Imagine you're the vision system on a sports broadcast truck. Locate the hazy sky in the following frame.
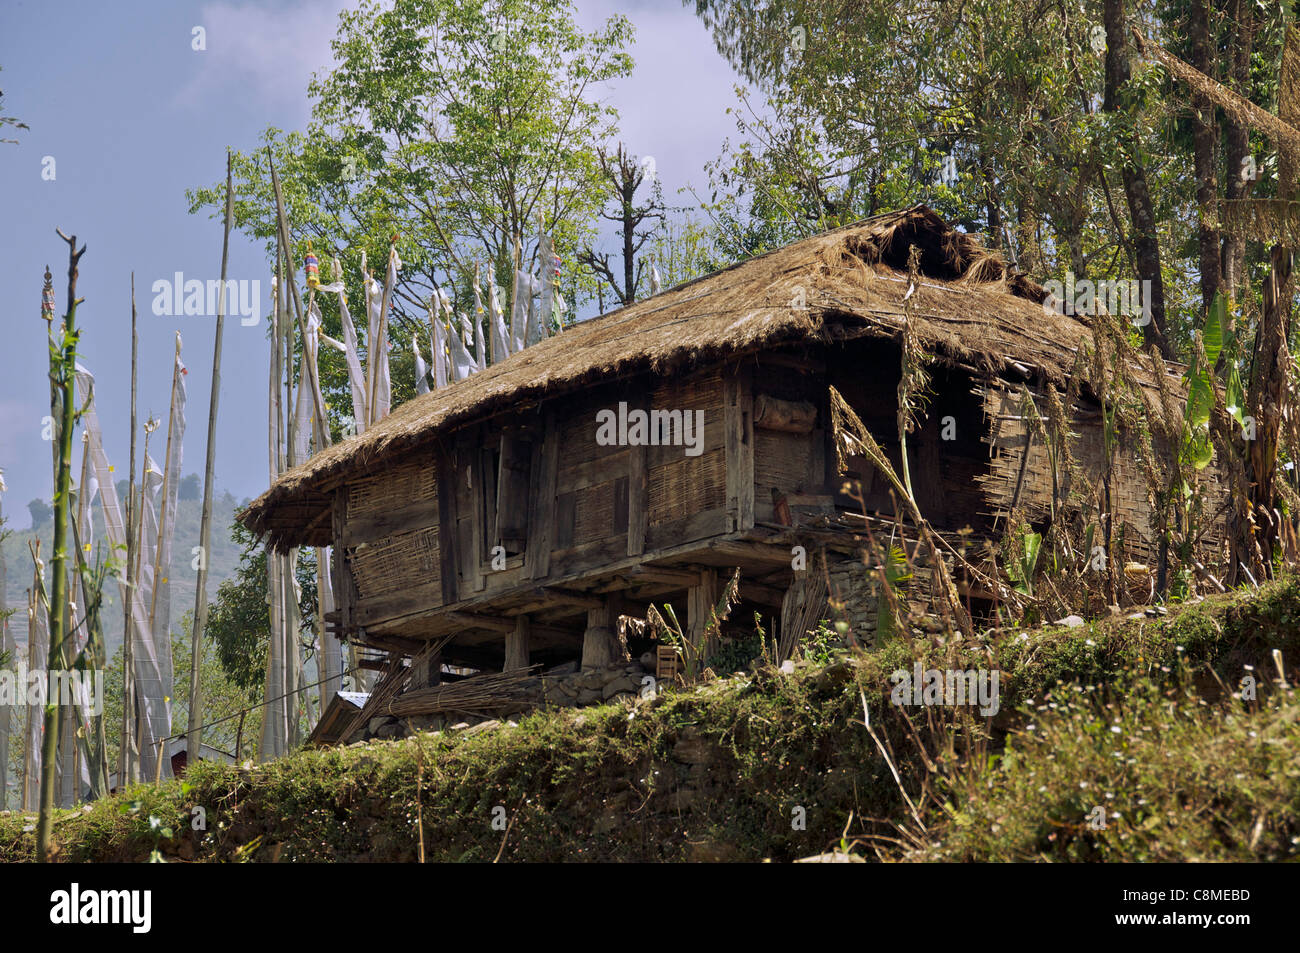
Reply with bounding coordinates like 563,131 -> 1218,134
0,0 -> 748,529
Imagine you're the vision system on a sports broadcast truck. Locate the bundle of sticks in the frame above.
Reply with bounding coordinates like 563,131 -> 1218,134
340,636 -> 455,741
386,666 -> 541,719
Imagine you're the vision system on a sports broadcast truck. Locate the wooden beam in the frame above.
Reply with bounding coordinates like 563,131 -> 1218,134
411,647 -> 442,688
447,610 -> 516,633
525,409 -> 558,581
627,395 -> 648,557
629,566 -> 700,586
505,615 -> 531,671
739,580 -> 787,607
536,586 -> 606,610
436,444 -> 460,607
331,490 -> 358,636
687,569 -> 721,671
468,432 -> 487,592
724,364 -> 755,534
754,394 -> 817,433
341,495 -> 439,548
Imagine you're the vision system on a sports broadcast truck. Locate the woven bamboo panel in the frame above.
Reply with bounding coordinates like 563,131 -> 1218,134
346,460 -> 437,520
652,368 -> 722,412
559,400 -> 616,467
348,525 -> 439,599
649,448 -> 726,524
975,382 -> 1229,566
755,429 -> 809,495
573,480 -> 619,544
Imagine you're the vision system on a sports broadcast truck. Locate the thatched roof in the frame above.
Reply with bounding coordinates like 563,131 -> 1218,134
242,204 -> 1174,547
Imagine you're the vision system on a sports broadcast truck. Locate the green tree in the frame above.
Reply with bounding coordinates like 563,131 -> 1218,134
188,0 -> 635,417
102,618 -> 265,767
685,0 -> 1246,354
204,520 -> 317,696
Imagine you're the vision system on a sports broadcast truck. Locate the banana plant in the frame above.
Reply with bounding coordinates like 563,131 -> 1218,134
1006,530 -> 1042,598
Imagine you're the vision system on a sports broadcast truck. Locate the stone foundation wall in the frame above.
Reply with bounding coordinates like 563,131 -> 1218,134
358,660 -> 654,742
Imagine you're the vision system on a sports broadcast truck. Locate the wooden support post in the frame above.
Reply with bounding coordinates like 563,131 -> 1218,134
468,434 -> 487,592
506,615 -> 531,671
331,490 -> 357,635
687,569 -> 721,672
724,365 -> 755,534
526,410 -> 558,581
580,596 -> 627,669
627,393 -> 648,557
436,446 -> 460,607
411,647 -> 442,688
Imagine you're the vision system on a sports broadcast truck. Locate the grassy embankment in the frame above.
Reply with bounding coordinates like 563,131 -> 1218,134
3,576 -> 1299,862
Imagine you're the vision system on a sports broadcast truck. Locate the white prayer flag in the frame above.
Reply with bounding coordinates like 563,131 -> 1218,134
443,294 -> 477,382
331,258 -> 369,436
75,365 -> 170,780
511,269 -> 529,353
413,331 -> 430,395
428,299 -> 448,389
25,573 -> 47,807
150,342 -> 186,751
537,233 -> 556,343
487,271 -> 510,362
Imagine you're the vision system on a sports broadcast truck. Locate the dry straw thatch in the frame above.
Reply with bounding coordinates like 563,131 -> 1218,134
243,205 -> 1184,549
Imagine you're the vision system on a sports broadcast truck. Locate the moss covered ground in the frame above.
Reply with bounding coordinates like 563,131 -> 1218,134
4,576 -> 1300,862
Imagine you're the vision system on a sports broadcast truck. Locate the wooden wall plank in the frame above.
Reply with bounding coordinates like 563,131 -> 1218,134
436,443 -> 461,607
627,388 -> 649,557
340,496 -> 439,548
724,364 -> 755,533
496,432 -> 532,553
468,430 -> 488,593
331,489 -> 356,635
526,409 -> 559,581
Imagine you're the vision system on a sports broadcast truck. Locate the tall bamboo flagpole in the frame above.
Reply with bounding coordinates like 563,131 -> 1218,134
121,275 -> 139,784
188,151 -> 233,760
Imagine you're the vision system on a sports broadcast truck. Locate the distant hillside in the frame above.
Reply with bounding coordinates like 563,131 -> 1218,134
1,490 -> 246,657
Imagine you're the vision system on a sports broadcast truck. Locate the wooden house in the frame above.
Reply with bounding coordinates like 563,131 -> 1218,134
241,206 -> 1226,689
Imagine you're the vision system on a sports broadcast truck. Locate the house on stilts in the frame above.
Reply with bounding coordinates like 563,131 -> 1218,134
243,205 -> 1228,744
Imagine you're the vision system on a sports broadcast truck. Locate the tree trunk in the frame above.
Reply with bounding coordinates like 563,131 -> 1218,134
1190,0 -> 1223,315
1104,0 -> 1173,357
1221,0 -> 1256,304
